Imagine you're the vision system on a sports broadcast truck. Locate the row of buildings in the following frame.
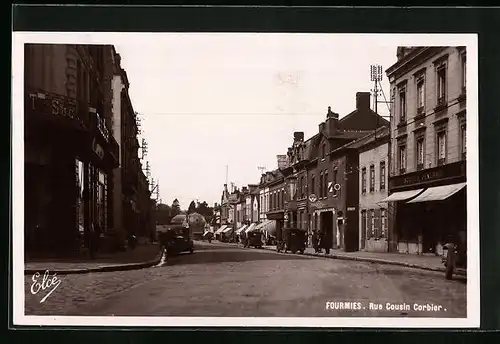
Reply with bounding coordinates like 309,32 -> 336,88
24,44 -> 157,257
217,46 -> 467,255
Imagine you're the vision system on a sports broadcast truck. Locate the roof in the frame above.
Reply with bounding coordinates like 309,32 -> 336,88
330,126 -> 390,155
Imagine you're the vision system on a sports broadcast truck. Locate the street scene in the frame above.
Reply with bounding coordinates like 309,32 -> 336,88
19,34 -> 472,322
24,241 -> 466,317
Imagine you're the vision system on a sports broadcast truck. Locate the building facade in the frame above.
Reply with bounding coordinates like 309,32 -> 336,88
357,127 -> 390,252
385,46 -> 467,255
24,44 -> 120,257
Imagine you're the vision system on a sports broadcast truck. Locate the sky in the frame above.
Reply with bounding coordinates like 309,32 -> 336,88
112,34 -> 401,209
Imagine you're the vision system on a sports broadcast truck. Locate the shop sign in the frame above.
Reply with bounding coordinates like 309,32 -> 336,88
92,140 -> 105,160
28,92 -> 78,121
389,161 -> 466,189
347,207 -> 356,211
308,194 -> 318,203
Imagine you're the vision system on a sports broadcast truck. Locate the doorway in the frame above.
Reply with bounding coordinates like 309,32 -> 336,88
320,211 -> 334,249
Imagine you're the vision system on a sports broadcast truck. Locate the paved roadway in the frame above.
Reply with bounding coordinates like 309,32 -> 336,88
25,241 -> 466,317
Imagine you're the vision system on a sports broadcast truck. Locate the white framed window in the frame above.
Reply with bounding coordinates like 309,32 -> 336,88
399,144 -> 407,173
399,87 -> 407,121
361,167 -> 367,193
437,65 -> 447,105
370,210 -> 375,237
437,130 -> 447,166
416,137 -> 425,170
416,76 -> 425,112
381,209 -> 387,238
380,161 -> 386,190
461,53 -> 467,92
461,123 -> 466,160
369,165 -> 375,192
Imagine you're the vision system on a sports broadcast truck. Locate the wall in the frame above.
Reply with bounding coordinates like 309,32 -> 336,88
359,142 -> 389,252
389,47 -> 466,177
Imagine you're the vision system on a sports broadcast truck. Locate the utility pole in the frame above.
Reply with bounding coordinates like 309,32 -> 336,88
370,64 -> 383,139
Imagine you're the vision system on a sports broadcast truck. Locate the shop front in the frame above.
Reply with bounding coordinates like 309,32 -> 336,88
266,211 -> 283,245
25,89 -> 119,257
386,161 -> 466,255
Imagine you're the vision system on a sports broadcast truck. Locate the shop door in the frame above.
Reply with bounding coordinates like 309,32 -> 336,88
320,211 -> 333,249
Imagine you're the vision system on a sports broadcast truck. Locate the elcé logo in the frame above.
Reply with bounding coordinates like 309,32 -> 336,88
30,270 -> 62,303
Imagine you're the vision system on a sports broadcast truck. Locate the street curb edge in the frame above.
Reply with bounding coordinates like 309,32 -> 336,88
24,246 -> 165,276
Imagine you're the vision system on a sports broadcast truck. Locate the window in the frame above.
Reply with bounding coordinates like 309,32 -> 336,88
380,161 -> 386,190
437,131 -> 447,166
416,76 -> 425,113
461,123 -> 466,160
333,168 -> 338,185
361,167 -> 367,194
298,177 -> 302,199
322,143 -> 326,158
96,170 -> 107,232
311,175 -> 315,195
370,210 -> 375,238
399,87 -> 407,122
319,172 -> 324,198
301,175 -> 306,198
369,165 -> 375,192
437,66 -> 447,105
324,170 -> 329,198
380,209 -> 387,238
399,144 -> 407,174
361,210 -> 367,240
416,137 -> 425,170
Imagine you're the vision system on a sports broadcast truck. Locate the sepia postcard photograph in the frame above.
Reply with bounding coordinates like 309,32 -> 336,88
11,31 -> 479,328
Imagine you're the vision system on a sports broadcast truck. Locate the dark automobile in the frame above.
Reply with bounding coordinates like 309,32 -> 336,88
158,214 -> 194,255
278,227 -> 306,254
246,231 -> 263,249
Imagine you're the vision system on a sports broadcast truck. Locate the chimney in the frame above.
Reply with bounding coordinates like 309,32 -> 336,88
319,122 -> 326,134
277,155 -> 289,169
325,106 -> 339,136
356,92 -> 371,111
293,131 -> 304,142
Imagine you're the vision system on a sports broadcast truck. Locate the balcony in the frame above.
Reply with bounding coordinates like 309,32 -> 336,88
434,96 -> 447,113
437,158 -> 446,166
417,163 -> 424,171
415,106 -> 425,119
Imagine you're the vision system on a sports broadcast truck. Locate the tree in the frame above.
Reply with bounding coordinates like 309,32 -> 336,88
155,203 -> 171,225
188,200 -> 197,214
171,198 -> 181,218
195,201 -> 214,224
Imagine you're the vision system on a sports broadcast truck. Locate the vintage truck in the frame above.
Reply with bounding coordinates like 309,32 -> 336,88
156,213 -> 206,255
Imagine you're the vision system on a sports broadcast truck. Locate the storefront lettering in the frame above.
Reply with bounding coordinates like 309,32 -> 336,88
390,161 -> 465,189
51,99 -> 77,119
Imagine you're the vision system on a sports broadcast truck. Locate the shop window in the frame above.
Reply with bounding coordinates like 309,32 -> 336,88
416,137 -> 425,171
361,167 -> 367,194
369,165 -> 375,192
96,170 -> 107,232
380,161 -> 386,190
398,144 -> 407,174
437,130 -> 447,166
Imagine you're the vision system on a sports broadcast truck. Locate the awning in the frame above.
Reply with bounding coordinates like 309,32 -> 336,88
261,220 -> 276,236
214,225 -> 227,235
245,223 -> 257,233
222,226 -> 233,234
380,189 -> 425,202
407,182 -> 466,203
235,225 -> 248,235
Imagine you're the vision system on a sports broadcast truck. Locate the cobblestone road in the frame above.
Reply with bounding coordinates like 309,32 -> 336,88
25,242 -> 466,317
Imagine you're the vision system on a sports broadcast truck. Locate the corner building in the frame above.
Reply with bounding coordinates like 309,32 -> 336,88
385,46 -> 467,255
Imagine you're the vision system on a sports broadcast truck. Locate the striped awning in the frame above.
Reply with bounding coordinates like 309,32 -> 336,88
245,223 -> 258,233
407,183 -> 466,203
214,225 -> 227,235
222,226 -> 233,234
235,225 -> 248,235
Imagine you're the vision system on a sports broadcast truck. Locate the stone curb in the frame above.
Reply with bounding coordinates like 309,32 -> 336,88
259,245 -> 467,278
24,246 -> 166,276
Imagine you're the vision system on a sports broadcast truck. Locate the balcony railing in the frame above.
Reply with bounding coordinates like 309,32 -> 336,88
437,158 -> 446,166
434,96 -> 447,112
458,86 -> 466,103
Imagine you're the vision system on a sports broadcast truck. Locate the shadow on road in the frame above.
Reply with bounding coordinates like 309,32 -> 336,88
164,243 -> 306,266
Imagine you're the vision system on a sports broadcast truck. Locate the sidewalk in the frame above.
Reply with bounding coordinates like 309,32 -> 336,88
261,245 -> 466,276
25,243 -> 164,275
212,240 -> 466,277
